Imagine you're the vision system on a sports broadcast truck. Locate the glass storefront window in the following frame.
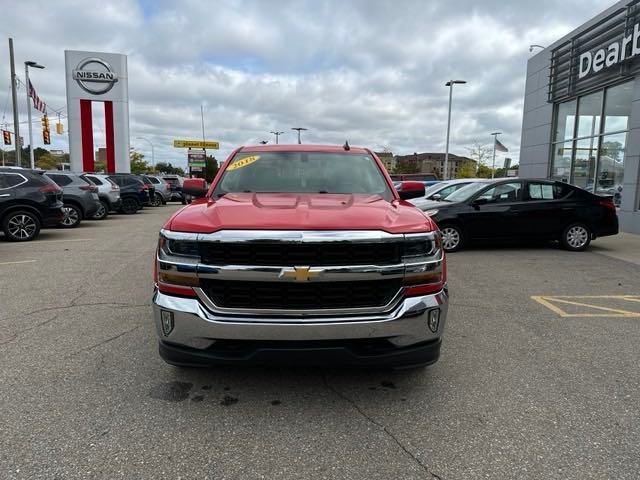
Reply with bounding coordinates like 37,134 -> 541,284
576,91 -> 603,138
551,141 -> 573,182
603,82 -> 633,133
572,137 -> 598,189
554,99 -> 576,142
598,132 -> 626,205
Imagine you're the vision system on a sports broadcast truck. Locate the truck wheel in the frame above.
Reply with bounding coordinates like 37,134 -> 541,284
60,204 -> 82,228
561,223 -> 591,251
440,224 -> 464,252
92,200 -> 110,220
3,210 -> 41,241
120,197 -> 139,215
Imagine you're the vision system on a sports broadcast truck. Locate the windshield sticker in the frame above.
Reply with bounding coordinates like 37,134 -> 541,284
227,155 -> 260,171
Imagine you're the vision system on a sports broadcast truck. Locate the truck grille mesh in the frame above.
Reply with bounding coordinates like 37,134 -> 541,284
201,279 -> 403,310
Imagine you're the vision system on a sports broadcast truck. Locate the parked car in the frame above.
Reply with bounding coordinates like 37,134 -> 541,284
162,175 -> 187,204
410,178 -> 483,208
107,174 -> 150,214
43,171 -> 100,228
0,167 -> 64,241
153,144 -> 448,369
108,174 -> 154,207
137,175 -> 157,206
81,173 -> 121,219
143,175 -> 171,206
416,178 -> 619,252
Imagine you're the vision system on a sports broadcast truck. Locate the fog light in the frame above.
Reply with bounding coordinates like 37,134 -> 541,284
428,309 -> 440,333
161,310 -> 174,336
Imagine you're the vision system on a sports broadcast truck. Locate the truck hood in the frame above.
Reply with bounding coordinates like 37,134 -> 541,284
166,192 -> 436,234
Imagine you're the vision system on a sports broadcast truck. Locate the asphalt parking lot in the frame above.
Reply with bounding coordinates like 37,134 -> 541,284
1,205 -> 639,480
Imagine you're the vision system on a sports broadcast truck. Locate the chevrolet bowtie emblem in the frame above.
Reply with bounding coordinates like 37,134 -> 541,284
280,266 -> 323,282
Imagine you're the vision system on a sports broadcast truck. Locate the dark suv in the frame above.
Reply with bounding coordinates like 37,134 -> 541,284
107,174 -> 150,214
44,172 -> 101,228
0,168 -> 64,241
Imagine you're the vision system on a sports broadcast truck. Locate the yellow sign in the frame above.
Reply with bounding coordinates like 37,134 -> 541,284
173,139 -> 219,149
279,267 -> 323,282
226,155 -> 260,171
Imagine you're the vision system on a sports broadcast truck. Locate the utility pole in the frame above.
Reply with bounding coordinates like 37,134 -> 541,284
198,104 -> 206,179
270,131 -> 284,144
291,127 -> 308,144
9,38 -> 21,167
444,80 -> 466,180
490,132 -> 502,179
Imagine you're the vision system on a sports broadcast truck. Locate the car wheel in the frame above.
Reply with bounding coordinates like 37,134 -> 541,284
2,210 -> 41,241
92,201 -> 109,220
60,204 -> 82,228
120,197 -> 139,214
561,223 -> 591,251
151,193 -> 163,207
440,224 -> 464,252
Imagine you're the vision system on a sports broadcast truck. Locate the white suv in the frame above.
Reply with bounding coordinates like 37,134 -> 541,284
81,174 -> 121,219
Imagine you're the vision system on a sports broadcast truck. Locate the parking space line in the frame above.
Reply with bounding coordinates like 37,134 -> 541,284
4,238 -> 95,245
0,260 -> 36,266
532,295 -> 640,318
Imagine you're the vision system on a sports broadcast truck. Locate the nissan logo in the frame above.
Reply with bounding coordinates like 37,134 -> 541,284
72,57 -> 118,95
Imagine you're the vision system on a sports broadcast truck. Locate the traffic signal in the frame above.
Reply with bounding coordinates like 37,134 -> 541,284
2,130 -> 10,145
43,129 -> 51,145
41,115 -> 49,130
56,122 -> 64,135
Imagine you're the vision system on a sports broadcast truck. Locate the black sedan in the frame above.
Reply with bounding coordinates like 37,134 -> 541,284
416,178 -> 619,252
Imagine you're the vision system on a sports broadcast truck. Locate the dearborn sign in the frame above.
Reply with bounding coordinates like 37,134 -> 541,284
579,23 -> 640,79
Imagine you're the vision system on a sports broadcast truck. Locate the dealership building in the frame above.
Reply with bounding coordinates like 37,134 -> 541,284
520,0 -> 640,233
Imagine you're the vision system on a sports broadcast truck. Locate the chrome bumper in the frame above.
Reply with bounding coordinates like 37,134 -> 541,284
152,288 -> 448,350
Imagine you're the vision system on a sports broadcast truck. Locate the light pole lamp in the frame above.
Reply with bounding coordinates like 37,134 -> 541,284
25,61 -> 44,169
529,44 -> 545,53
291,127 -> 308,144
444,80 -> 466,180
270,131 -> 284,144
136,136 -> 155,170
490,131 -> 502,179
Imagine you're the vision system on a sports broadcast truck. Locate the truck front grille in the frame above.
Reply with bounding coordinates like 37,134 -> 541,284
199,242 -> 403,266
201,279 -> 403,310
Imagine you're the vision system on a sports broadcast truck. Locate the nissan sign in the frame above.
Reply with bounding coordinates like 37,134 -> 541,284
72,57 -> 118,95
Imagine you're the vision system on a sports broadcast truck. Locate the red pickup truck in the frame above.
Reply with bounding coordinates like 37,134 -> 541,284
152,144 -> 448,368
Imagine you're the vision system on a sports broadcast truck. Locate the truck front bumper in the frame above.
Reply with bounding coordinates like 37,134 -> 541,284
152,287 -> 448,368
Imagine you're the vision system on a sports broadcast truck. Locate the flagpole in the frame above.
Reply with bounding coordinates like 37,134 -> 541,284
490,131 -> 501,179
25,66 -> 35,169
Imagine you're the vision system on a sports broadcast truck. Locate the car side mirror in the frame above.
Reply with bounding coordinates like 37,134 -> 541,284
397,181 -> 425,200
472,197 -> 488,207
182,178 -> 208,198
431,193 -> 442,201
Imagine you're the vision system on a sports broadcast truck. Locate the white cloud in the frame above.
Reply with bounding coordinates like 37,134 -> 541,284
0,0 -> 614,170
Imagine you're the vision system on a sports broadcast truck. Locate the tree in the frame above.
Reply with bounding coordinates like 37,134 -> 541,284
476,164 -> 494,178
466,141 -> 493,167
155,161 -> 186,176
204,156 -> 219,182
35,154 -> 60,170
455,162 -> 477,179
130,150 -> 150,174
94,160 -> 106,172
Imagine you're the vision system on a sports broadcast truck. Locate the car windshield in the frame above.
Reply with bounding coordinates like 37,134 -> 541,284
424,182 -> 450,197
443,182 -> 490,202
214,151 -> 393,200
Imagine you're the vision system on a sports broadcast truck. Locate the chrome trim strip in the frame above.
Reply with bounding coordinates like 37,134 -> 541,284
193,286 -> 406,318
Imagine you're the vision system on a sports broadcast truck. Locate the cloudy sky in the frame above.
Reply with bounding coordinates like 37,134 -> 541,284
1,0 -> 615,169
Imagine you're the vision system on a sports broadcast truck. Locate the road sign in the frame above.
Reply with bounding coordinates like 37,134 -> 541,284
188,161 -> 206,168
188,150 -> 206,161
174,139 -> 219,149
190,166 -> 203,172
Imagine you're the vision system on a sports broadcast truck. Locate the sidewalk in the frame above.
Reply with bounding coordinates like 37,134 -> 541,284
591,232 -> 640,266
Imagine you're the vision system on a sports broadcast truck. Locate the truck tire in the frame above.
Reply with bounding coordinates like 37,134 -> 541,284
2,210 -> 41,241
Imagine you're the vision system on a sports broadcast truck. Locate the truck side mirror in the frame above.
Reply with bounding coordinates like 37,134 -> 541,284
182,178 -> 208,198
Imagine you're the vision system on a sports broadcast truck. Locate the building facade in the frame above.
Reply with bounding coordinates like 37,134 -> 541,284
393,152 -> 475,178
520,0 -> 640,233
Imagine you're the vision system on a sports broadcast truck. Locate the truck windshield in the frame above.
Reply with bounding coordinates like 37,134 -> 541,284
214,152 -> 393,200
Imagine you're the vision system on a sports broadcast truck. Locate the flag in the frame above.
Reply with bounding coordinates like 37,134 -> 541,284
28,80 -> 47,114
494,138 -> 508,153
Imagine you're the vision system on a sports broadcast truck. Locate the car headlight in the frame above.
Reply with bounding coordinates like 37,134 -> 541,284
423,209 -> 439,217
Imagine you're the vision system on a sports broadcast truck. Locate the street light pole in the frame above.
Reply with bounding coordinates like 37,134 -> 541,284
291,127 -> 308,144
8,39 -> 21,167
136,136 -> 155,170
270,131 -> 284,144
24,61 -> 45,169
490,131 -> 502,179
444,80 -> 466,180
